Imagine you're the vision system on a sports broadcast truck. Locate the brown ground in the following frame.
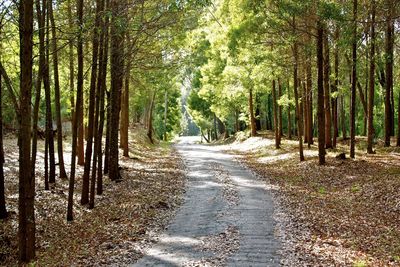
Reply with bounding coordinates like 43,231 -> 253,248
0,128 -> 186,266
230,132 -> 400,266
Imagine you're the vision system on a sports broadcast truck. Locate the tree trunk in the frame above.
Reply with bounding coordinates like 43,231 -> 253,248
249,87 -> 257,137
44,0 -> 55,184
350,0 -> 357,159
67,0 -> 75,127
332,27 -> 339,148
317,19 -> 326,165
385,0 -> 394,146
147,90 -> 156,144
109,0 -> 125,181
121,61 -> 130,156
306,37 -> 314,146
287,80 -> 292,140
278,79 -> 283,138
67,0 -> 84,221
164,90 -> 168,141
0,75 -> 7,219
48,0 -> 67,179
397,92 -> 400,146
31,0 -> 44,181
367,0 -> 376,154
293,33 -> 304,161
323,27 -> 332,149
97,0 -> 110,194
272,79 -> 280,149
18,0 -> 35,261
82,0 -> 102,205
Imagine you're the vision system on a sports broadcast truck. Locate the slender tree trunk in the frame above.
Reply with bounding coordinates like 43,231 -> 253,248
385,0 -> 394,147
317,19 -> 326,165
306,44 -> 313,146
67,0 -> 84,221
249,87 -> 257,137
67,0 -> 75,127
367,1 -> 376,154
147,90 -> 156,144
109,0 -> 125,181
332,28 -> 339,148
97,0 -> 110,194
272,79 -> 280,149
341,95 -> 346,139
0,75 -> 7,219
278,79 -> 283,138
31,0 -> 44,180
287,80 -> 292,140
164,90 -> 168,141
104,90 -> 110,174
77,101 -> 84,166
303,80 -> 308,142
44,0 -> 55,184
323,27 -> 332,149
82,0 -> 102,205
121,61 -> 130,156
18,0 -> 35,261
293,34 -> 304,161
48,0 -> 67,179
350,0 -> 358,159
397,92 -> 400,146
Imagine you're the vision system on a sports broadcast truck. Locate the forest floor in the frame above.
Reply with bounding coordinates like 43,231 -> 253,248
0,126 -> 186,266
223,131 -> 400,266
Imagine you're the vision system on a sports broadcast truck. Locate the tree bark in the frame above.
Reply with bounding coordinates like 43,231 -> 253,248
323,27 -> 332,149
385,0 -> 394,146
49,0 -> 67,179
317,19 -> 326,165
31,0 -> 44,181
278,79 -> 283,138
306,43 -> 313,146
272,79 -> 280,149
0,75 -> 7,219
332,27 -> 339,148
293,33 -> 304,161
287,80 -> 292,140
164,90 -> 168,141
67,0 -> 84,221
109,0 -> 125,181
249,87 -> 257,137
82,0 -> 102,205
121,60 -> 130,156
44,0 -> 56,184
147,89 -> 156,144
350,0 -> 357,159
18,0 -> 35,261
97,0 -> 110,194
367,0 -> 376,154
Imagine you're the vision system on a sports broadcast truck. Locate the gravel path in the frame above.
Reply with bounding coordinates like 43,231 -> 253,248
133,137 -> 281,266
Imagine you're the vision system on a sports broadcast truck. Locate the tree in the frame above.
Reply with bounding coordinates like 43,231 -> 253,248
350,0 -> 357,159
367,0 -> 376,154
317,19 -> 326,165
384,0 -> 394,147
48,0 -> 67,179
109,0 -> 125,181
0,75 -> 6,219
18,0 -> 35,261
67,0 -> 84,221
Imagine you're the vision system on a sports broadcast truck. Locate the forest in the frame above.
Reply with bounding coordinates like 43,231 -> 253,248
1,0 -> 400,266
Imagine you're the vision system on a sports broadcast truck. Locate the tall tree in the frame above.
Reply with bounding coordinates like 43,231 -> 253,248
293,30 -> 304,161
272,79 -> 280,149
18,0 -> 35,261
367,0 -> 376,154
48,0 -> 67,179
82,0 -> 102,205
317,19 -> 326,165
109,0 -> 125,181
323,27 -> 332,149
67,0 -> 84,221
350,0 -> 357,159
384,0 -> 394,147
0,75 -> 6,219
249,86 -> 257,137
43,0 -> 56,183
